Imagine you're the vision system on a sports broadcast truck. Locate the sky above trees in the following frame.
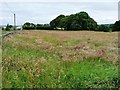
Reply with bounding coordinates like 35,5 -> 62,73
0,0 -> 119,25
0,0 -> 119,2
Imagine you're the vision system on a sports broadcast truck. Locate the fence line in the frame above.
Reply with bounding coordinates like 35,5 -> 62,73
0,30 -> 22,38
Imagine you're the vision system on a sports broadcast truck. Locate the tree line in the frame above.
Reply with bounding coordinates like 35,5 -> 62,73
21,11 -> 120,32
22,23 -> 53,30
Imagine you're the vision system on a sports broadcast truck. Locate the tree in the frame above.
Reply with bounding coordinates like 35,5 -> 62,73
113,20 -> 120,31
87,18 -> 97,30
50,11 -> 97,30
36,24 -> 53,30
59,16 -> 69,29
36,24 -> 43,29
50,15 -> 65,29
66,15 -> 82,30
22,22 -> 36,30
5,24 -> 13,31
97,25 -> 111,32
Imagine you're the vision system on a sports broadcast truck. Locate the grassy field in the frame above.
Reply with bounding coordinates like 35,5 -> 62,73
2,30 -> 15,34
2,30 -> 119,88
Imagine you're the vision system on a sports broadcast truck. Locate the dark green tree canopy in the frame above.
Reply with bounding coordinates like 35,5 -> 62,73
113,20 -> 120,31
97,25 -> 111,32
50,11 -> 97,30
22,22 -> 53,30
50,15 -> 65,29
22,22 -> 36,29
3,24 -> 13,31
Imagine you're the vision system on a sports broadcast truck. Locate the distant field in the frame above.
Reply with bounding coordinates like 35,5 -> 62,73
2,30 -> 119,88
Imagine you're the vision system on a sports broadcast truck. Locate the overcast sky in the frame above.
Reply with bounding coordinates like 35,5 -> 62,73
0,0 -> 119,25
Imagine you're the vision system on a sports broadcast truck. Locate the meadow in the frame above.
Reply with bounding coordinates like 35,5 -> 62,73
2,30 -> 119,88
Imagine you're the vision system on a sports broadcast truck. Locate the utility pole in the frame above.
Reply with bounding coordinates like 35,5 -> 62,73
14,13 -> 16,30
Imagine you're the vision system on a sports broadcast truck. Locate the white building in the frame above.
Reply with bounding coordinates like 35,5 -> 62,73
16,26 -> 23,30
56,27 -> 65,30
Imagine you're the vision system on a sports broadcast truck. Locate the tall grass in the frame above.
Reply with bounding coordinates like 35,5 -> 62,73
2,30 -> 119,88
